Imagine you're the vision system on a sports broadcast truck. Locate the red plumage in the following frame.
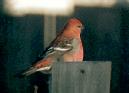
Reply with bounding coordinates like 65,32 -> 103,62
22,18 -> 84,76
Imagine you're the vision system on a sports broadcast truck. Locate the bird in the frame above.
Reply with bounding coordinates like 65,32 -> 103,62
21,18 -> 84,76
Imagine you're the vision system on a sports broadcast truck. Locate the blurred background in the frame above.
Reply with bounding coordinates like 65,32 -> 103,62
0,0 -> 129,93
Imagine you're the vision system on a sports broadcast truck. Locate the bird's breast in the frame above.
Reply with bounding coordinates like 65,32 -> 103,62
63,38 -> 83,62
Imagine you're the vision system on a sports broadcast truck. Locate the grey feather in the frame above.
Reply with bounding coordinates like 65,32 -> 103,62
22,67 -> 38,76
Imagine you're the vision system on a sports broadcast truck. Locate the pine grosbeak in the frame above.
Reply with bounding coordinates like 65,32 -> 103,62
22,18 -> 84,76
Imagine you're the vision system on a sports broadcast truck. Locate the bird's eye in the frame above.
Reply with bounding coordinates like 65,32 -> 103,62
77,26 -> 81,28
77,25 -> 84,30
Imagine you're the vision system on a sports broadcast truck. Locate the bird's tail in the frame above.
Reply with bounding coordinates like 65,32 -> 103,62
21,67 -> 38,77
21,66 -> 52,77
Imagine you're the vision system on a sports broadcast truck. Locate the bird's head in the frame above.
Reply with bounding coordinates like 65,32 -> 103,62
66,18 -> 84,33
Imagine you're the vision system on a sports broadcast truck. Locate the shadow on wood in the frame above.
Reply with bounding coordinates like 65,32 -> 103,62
52,61 -> 111,93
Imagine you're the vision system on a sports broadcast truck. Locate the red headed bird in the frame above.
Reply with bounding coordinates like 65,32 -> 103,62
22,18 -> 84,76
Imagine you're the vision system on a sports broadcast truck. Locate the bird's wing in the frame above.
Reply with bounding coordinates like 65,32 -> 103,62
39,36 -> 73,59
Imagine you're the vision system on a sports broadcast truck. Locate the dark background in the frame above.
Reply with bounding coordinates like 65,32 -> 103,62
0,1 -> 129,93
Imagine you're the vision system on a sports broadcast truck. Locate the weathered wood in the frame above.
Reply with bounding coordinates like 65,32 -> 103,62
52,61 -> 111,93
44,16 -> 56,49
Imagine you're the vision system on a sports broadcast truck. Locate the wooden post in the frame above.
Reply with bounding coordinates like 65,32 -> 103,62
52,61 -> 111,93
44,16 -> 56,49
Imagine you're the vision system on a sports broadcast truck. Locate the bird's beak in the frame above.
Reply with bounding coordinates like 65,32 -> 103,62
81,25 -> 84,30
80,25 -> 84,36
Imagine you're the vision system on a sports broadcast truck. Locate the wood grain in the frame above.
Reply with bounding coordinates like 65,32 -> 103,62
52,61 -> 111,93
